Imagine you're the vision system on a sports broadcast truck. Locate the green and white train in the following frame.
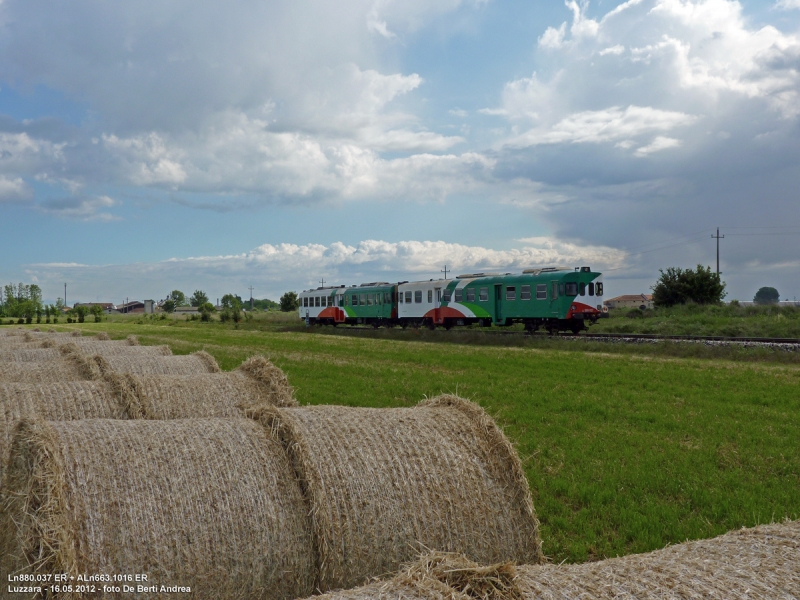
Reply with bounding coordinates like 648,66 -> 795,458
299,266 -> 607,334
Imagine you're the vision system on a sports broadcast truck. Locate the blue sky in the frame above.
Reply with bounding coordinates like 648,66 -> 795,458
1,0 -> 800,304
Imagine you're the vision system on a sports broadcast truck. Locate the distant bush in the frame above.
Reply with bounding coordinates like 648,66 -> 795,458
652,265 -> 726,307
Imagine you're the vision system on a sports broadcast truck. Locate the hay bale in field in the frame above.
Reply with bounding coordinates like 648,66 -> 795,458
0,381 -> 126,485
254,394 -> 542,592
38,334 -> 143,350
305,521 -> 800,600
0,347 -> 61,362
513,520 -> 800,599
93,350 -> 219,376
58,341 -> 172,357
0,352 -> 102,383
111,356 -> 297,420
0,418 -> 315,600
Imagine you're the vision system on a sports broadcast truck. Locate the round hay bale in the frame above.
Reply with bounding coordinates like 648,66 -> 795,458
108,356 -> 297,420
0,418 -> 315,600
254,394 -> 542,592
0,348 -> 62,362
0,353 -> 101,384
0,381 -> 126,485
58,341 -> 172,357
514,520 -> 800,599
93,350 -> 219,376
306,522 -> 800,600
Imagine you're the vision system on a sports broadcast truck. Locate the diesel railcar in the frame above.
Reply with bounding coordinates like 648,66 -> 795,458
299,266 -> 606,333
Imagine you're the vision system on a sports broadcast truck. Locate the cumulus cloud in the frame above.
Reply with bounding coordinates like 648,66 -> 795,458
0,176 -> 31,202
776,0 -> 800,8
38,195 -> 120,221
24,237 -> 626,303
634,136 -> 682,156
506,105 -> 696,148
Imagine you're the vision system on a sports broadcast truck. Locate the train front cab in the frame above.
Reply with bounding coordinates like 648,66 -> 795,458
480,267 -> 606,334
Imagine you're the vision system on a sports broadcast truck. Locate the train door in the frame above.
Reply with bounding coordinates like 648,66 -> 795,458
494,284 -> 503,323
550,281 -> 559,315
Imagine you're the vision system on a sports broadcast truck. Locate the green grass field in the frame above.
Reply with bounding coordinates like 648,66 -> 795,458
11,315 -> 800,565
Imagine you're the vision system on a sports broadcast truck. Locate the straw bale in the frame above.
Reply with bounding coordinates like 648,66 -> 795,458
254,394 -> 542,592
0,381 -> 126,485
110,356 -> 297,420
93,350 -> 220,376
0,352 -> 102,384
0,347 -> 62,362
514,520 -> 800,599
58,341 -> 172,357
0,418 -> 316,600
304,522 -> 800,599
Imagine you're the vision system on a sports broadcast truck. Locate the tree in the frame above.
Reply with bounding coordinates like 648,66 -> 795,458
170,290 -> 187,306
280,291 -> 299,312
73,305 -> 89,323
91,304 -> 104,322
652,265 -> 726,307
753,287 -> 780,305
198,302 -> 215,322
162,299 -> 177,313
190,290 -> 209,307
221,294 -> 243,310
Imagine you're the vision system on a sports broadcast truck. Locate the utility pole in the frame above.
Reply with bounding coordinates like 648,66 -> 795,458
711,228 -> 724,275
248,285 -> 254,310
319,278 -> 326,288
441,265 -> 449,279
64,283 -> 67,308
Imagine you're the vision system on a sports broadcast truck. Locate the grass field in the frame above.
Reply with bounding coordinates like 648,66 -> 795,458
9,315 -> 800,565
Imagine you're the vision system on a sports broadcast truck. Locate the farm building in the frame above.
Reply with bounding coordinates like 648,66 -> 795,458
604,294 -> 653,310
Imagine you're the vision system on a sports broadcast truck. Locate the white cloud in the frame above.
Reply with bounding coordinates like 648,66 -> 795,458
23,237 -> 626,302
776,0 -> 800,8
0,176 -> 31,202
507,105 -> 696,147
634,135 -> 682,155
539,23 -> 567,49
599,45 -> 625,56
38,195 -> 121,221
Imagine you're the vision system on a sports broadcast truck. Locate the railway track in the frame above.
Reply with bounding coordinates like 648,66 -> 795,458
311,325 -> 800,348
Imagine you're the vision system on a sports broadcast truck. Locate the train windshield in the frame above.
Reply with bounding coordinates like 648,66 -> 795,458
565,282 -> 578,296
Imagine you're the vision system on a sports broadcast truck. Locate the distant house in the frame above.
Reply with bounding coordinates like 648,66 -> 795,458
73,302 -> 118,314
173,306 -> 200,315
117,300 -> 145,314
604,294 -> 653,310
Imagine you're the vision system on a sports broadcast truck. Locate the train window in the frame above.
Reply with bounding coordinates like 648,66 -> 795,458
589,283 -> 595,296
551,282 -> 558,300
559,283 -> 565,296
415,290 -> 422,303
386,292 -> 391,304
580,283 -> 586,296
521,285 -> 531,300
353,294 -> 358,306
536,284 -> 547,300
596,283 -> 603,296
428,290 -> 433,303
314,297 -> 319,307
443,290 -> 451,302
398,292 -> 403,304
506,286 -> 516,301
360,294 -> 367,305
367,294 -> 373,306
466,288 -> 475,302
565,282 -> 578,296
455,289 -> 463,302
479,287 -> 488,301
303,297 -> 308,307
339,296 -> 344,307
405,291 -> 412,303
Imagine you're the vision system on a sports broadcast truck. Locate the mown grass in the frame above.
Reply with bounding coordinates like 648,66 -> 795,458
12,316 -> 800,565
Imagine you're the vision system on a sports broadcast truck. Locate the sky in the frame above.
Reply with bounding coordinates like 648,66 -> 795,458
1,0 -> 799,305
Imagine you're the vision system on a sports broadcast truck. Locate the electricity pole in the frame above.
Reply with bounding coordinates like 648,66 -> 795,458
248,285 -> 254,310
64,283 -> 67,308
441,265 -> 449,279
711,228 -> 724,275
319,278 -> 325,287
